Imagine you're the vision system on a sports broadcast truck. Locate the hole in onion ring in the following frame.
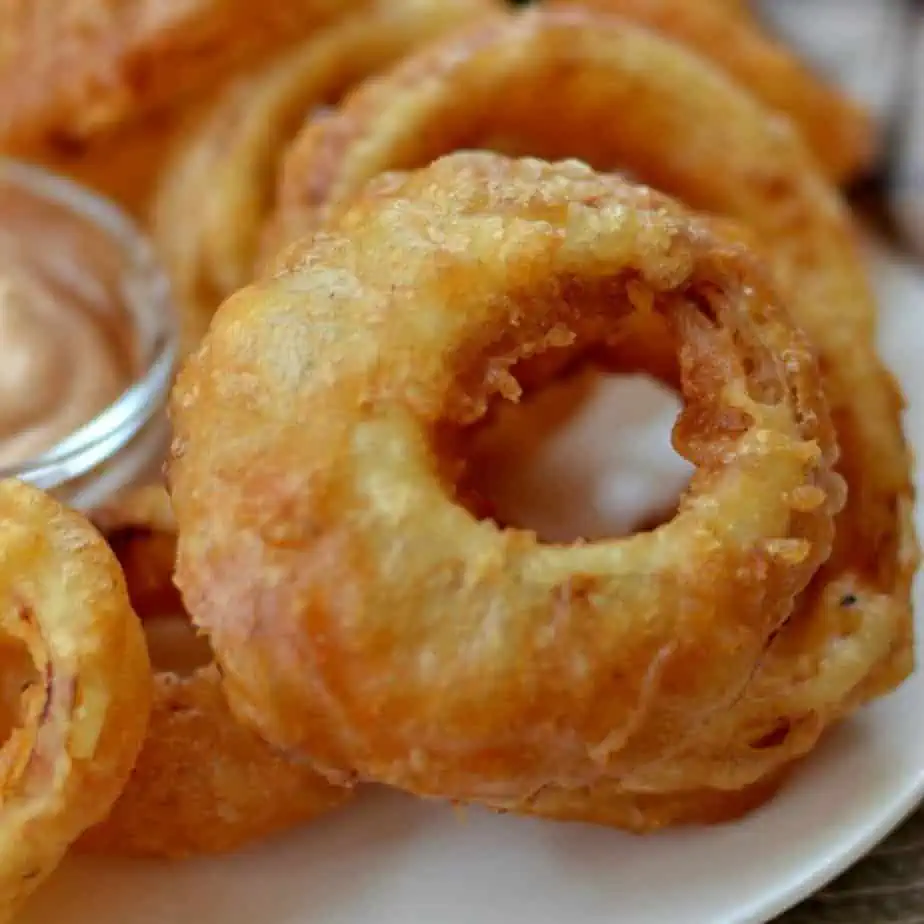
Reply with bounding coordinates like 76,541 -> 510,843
143,617 -> 212,676
108,526 -> 211,676
462,365 -> 694,543
0,635 -> 39,744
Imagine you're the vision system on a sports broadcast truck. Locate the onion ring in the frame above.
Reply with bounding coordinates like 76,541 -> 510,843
80,487 -> 353,859
169,153 -> 842,815
0,0 -> 383,152
544,0 -> 875,184
150,0 -> 498,356
269,7 -> 916,804
7,1 -> 452,218
0,480 -> 150,919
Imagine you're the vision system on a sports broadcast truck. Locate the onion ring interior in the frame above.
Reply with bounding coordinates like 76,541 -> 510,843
463,365 -> 691,542
0,638 -> 38,754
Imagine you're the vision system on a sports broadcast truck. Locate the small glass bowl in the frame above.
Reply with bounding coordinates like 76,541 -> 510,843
0,159 -> 177,512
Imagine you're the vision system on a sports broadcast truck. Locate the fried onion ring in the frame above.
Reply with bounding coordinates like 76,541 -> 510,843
545,0 -> 875,184
270,8 -> 917,805
80,486 -> 353,859
4,1 -> 423,217
0,0 -> 381,152
0,480 -> 150,919
169,153 -> 842,816
150,0 -> 498,356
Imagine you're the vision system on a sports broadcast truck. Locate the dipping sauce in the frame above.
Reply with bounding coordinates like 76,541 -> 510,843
0,182 -> 135,469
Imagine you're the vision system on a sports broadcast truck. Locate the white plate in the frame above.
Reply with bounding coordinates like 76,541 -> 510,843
23,241 -> 924,924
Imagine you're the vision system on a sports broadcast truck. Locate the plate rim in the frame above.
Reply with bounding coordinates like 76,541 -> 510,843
731,762 -> 924,923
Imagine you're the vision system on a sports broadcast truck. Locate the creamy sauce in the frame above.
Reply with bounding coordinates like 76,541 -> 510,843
468,370 -> 694,543
0,183 -> 134,469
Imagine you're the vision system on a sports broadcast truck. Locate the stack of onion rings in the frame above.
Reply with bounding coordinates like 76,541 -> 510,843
545,0 -> 875,184
0,0 -> 904,856
151,0 -> 498,356
268,8 -> 915,807
169,152 -> 845,826
0,0 -> 363,216
0,480 -> 150,919
79,486 -> 353,859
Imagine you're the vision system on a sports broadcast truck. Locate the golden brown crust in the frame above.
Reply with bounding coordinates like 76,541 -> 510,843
170,153 -> 841,811
0,480 -> 151,919
499,769 -> 790,833
546,0 -> 875,183
150,0 -> 499,356
272,7 -> 869,241
78,665 -> 353,858
268,7 -> 917,803
0,0 -> 372,150
81,486 -> 353,859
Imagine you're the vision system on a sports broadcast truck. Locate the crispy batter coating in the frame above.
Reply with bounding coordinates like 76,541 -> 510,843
150,0 -> 498,356
0,0 -> 368,149
270,8 -> 917,807
0,480 -> 150,920
170,154 -> 841,817
545,0 -> 874,183
511,769 -> 790,833
80,487 -> 353,859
